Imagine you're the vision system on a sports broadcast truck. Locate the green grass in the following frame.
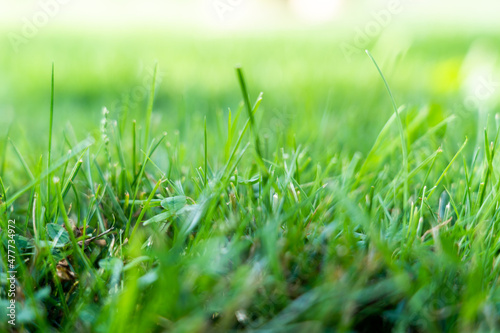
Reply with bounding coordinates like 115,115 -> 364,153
2,27 -> 500,332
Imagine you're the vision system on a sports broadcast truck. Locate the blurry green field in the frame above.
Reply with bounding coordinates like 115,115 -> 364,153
1,27 -> 495,151
2,25 -> 500,332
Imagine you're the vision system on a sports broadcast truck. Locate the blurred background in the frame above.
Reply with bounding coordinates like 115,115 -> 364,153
1,0 -> 500,158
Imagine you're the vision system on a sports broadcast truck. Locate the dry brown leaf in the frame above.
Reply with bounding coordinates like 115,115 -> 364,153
421,217 -> 452,241
56,260 -> 76,281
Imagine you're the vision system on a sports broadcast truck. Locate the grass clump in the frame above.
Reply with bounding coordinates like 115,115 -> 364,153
1,54 -> 500,333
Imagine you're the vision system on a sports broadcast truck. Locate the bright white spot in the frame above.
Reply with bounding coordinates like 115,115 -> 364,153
290,0 -> 341,23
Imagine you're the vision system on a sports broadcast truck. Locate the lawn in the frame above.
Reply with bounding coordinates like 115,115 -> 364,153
1,24 -> 500,332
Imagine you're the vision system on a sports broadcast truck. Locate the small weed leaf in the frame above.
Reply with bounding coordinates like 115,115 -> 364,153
99,257 -> 124,288
99,257 -> 124,272
161,196 -> 187,212
14,235 -> 32,251
46,223 -> 70,248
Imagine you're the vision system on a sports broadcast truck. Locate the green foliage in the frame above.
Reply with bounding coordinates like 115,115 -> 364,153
2,29 -> 500,332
